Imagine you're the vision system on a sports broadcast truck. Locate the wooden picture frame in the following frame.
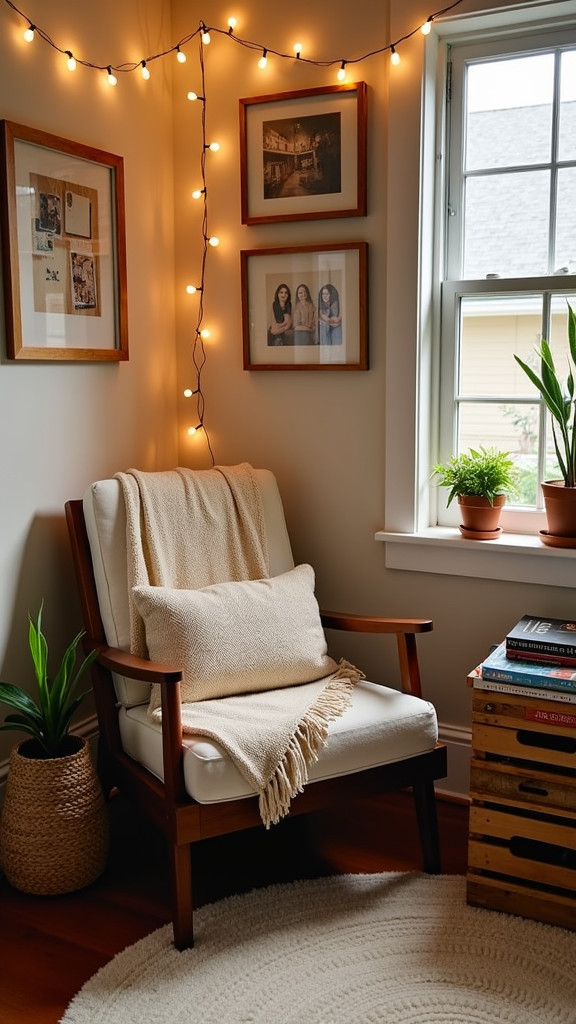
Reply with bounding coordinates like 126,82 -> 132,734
241,241 -> 368,371
0,120 -> 128,361
239,83 -> 367,225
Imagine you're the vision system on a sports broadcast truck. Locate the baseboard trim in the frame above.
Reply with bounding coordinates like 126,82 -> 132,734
435,723 -> 472,801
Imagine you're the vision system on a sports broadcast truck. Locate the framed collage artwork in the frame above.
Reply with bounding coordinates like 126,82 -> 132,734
0,120 -> 128,361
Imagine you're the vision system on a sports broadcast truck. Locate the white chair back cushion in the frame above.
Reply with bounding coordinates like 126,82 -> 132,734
83,468 -> 295,706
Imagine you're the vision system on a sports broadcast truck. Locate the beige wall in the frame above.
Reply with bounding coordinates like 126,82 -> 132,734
0,0 -> 177,763
172,0 -> 575,767
0,0 -> 571,790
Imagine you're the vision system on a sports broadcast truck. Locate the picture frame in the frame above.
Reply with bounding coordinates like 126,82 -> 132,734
239,83 -> 367,225
241,241 -> 368,371
0,120 -> 128,361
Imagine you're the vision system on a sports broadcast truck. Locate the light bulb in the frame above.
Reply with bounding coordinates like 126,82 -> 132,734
176,46 -> 186,63
200,328 -> 210,339
421,18 -> 432,35
192,189 -> 203,200
337,62 -> 346,82
227,17 -> 237,31
107,67 -> 118,86
293,42 -> 303,57
186,285 -> 197,294
208,142 -> 220,152
183,388 -> 193,397
258,49 -> 268,70
141,61 -> 150,80
187,425 -> 199,436
390,47 -> 400,66
187,91 -> 198,102
208,236 -> 219,247
23,25 -> 35,42
66,52 -> 77,72
202,30 -> 211,45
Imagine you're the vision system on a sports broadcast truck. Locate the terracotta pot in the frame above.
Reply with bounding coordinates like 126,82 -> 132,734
457,494 -> 506,538
541,480 -> 576,541
0,736 -> 109,895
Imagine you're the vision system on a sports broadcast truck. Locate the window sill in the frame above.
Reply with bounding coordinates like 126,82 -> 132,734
375,528 -> 576,588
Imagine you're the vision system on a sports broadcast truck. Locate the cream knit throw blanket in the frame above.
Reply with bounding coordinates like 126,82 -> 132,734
115,465 -> 359,827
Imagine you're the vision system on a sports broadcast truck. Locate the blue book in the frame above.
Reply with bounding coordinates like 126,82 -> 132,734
481,641 -> 576,692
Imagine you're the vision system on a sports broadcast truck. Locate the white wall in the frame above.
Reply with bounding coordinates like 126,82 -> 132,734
0,0 -> 178,764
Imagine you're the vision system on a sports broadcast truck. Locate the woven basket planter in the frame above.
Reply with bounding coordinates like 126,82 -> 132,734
0,736 -> 109,895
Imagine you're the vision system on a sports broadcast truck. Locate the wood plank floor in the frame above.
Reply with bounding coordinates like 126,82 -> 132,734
0,790 -> 469,1024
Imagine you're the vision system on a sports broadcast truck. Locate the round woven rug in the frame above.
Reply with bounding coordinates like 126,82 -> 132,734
60,873 -> 576,1024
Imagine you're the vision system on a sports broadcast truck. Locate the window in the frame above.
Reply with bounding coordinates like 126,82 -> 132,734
437,28 -> 576,532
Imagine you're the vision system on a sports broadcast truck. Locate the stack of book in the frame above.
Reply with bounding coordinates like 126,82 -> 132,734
478,614 -> 576,704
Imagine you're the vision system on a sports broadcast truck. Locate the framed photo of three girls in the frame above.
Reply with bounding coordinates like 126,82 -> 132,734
239,82 -> 368,371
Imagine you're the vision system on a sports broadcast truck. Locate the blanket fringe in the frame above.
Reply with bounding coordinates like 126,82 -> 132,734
258,659 -> 365,828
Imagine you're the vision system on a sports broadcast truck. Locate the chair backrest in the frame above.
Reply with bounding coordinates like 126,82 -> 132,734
82,468 -> 295,707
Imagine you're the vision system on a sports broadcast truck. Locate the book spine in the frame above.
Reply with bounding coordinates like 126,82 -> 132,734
506,635 -> 576,660
481,664 -> 576,691
505,646 -> 576,668
474,677 -> 576,704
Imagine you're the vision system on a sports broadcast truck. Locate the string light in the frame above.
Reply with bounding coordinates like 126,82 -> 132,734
3,3 -> 467,85
2,0 -> 468,466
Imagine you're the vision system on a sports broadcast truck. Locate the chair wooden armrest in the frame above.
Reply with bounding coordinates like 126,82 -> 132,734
93,644 -> 183,686
320,612 -> 433,698
89,642 -> 186,806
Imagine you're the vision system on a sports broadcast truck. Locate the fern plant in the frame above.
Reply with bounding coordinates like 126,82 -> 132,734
432,446 -> 519,507
0,604 -> 97,758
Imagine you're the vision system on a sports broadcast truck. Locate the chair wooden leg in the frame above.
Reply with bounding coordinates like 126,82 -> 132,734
412,780 -> 442,874
169,842 -> 194,951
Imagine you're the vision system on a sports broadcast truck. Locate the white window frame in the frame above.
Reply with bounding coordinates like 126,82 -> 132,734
379,0 -> 576,588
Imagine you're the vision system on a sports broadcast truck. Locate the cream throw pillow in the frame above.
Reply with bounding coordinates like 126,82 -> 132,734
132,563 -> 337,703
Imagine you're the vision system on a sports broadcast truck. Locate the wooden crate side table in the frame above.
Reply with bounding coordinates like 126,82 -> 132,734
466,673 -> 576,931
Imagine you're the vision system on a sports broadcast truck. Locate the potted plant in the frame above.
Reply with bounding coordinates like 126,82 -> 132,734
514,302 -> 576,544
0,604 -> 109,895
432,446 -> 519,539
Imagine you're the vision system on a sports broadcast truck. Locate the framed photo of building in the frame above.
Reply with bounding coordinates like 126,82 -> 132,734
239,83 -> 367,225
0,120 -> 128,361
241,241 -> 368,370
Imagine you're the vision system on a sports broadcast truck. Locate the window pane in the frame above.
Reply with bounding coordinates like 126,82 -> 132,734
458,401 -> 540,505
463,171 -> 550,278
465,54 -> 554,171
459,295 -> 543,397
555,167 -> 576,272
559,50 -> 576,161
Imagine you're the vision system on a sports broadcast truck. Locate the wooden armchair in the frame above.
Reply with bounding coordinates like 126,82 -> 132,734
65,468 -> 447,950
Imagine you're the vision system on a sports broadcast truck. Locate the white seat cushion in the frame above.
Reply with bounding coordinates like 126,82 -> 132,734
119,679 -> 438,804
